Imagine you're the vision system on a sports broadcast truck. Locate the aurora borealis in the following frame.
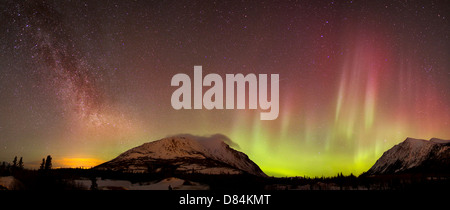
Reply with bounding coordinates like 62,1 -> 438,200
0,0 -> 449,177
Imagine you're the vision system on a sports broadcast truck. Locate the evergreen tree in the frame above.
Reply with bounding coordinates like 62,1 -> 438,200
18,157 -> 24,169
44,155 -> 52,170
39,158 -> 45,170
90,177 -> 98,190
0,162 -> 5,175
12,156 -> 17,168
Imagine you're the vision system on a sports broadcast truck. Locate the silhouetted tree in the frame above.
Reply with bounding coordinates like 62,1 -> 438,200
0,162 -> 6,175
12,156 -> 17,168
44,155 -> 52,170
39,158 -> 45,170
18,157 -> 24,169
90,177 -> 98,190
336,172 -> 344,190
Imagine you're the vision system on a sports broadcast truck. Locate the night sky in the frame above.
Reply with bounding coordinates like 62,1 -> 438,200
0,0 -> 449,176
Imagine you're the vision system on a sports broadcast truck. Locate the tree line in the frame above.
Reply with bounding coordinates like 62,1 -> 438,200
1,156 -> 24,172
0,155 -> 53,174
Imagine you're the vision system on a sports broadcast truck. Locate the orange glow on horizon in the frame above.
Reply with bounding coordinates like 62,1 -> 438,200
55,157 -> 105,169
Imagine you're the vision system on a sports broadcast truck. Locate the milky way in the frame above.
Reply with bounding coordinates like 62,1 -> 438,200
24,1 -> 104,122
0,0 -> 449,176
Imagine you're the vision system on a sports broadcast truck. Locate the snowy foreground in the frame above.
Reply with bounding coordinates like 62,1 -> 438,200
74,177 -> 209,190
0,176 -> 20,190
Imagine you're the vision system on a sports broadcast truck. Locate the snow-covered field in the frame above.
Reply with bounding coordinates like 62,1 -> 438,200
0,176 -> 21,190
74,177 -> 209,190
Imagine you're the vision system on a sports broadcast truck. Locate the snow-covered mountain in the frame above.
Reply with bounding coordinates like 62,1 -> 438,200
95,135 -> 267,177
366,137 -> 450,175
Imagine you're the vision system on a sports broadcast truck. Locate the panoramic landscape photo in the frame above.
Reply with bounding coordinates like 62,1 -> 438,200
0,0 -> 449,191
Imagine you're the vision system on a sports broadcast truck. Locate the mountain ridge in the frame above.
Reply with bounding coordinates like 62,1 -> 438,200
365,137 -> 450,175
95,135 -> 267,177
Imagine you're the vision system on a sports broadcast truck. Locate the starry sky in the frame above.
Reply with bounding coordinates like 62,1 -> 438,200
0,0 -> 449,176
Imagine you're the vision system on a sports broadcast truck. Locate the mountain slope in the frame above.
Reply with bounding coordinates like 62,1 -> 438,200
366,137 -> 450,175
95,135 -> 267,177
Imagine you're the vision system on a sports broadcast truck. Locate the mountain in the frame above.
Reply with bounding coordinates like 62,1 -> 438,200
95,135 -> 267,177
366,137 -> 450,175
